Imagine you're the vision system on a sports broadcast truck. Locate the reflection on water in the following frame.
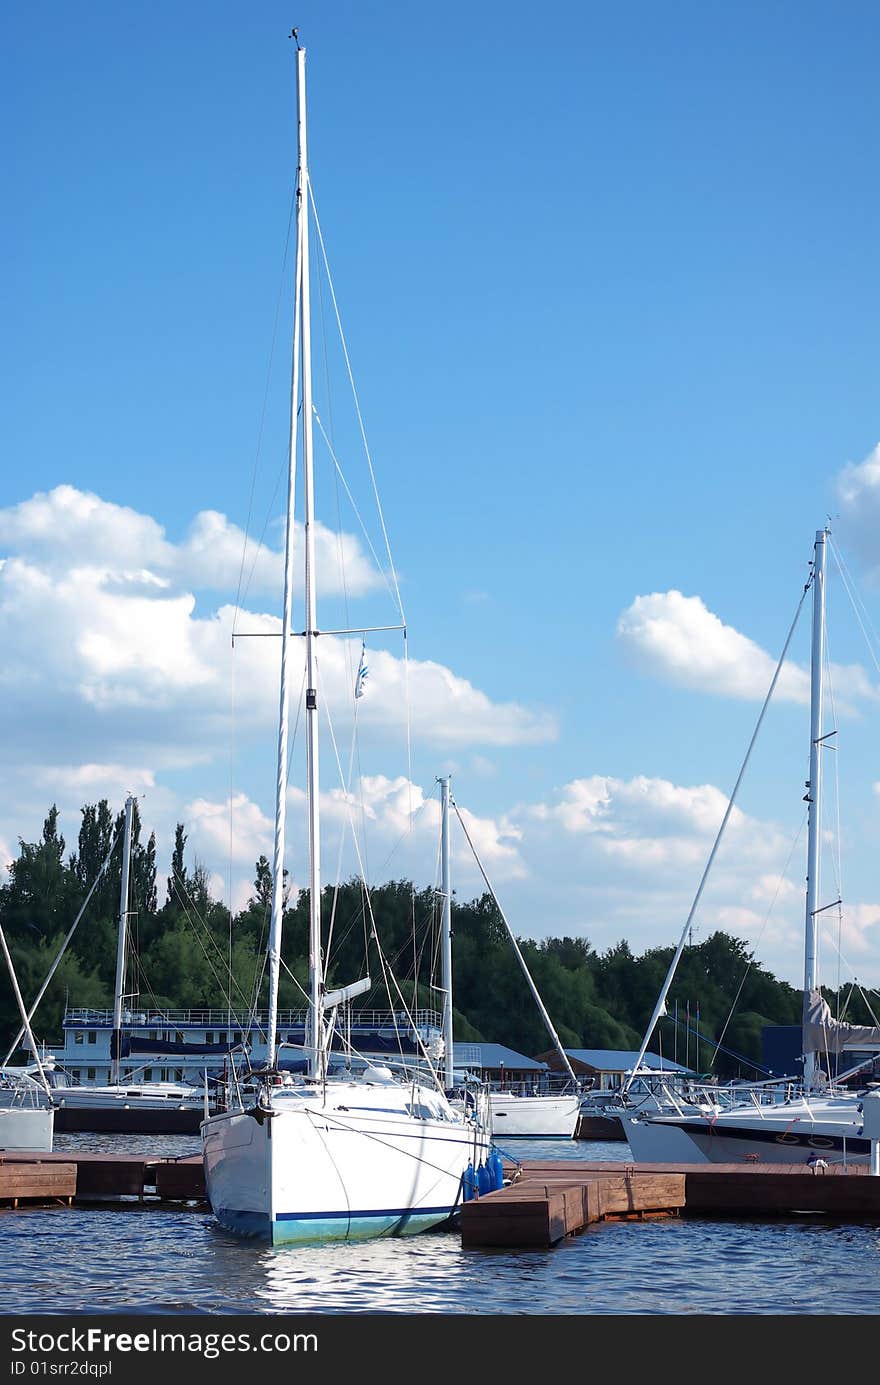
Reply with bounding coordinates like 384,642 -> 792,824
6,1132 -> 880,1314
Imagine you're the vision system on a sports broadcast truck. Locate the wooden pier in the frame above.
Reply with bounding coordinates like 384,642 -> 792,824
4,1150 -> 880,1239
460,1160 -> 880,1247
0,1151 -> 205,1209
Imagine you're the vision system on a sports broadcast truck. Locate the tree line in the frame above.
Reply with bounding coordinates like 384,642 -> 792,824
0,800 -> 865,1077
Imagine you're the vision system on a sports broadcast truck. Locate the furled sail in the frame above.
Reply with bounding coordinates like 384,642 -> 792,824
804,990 -> 880,1054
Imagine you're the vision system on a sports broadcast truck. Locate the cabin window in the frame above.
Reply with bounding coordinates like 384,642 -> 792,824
74,1032 -> 84,1045
145,1069 -> 154,1082
174,1069 -> 183,1081
87,1068 -> 96,1081
206,1032 -> 214,1044
233,1031 -> 242,1046
218,1032 -> 226,1045
87,1032 -> 96,1045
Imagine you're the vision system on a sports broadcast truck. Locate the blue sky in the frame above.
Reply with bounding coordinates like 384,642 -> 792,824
4,1 -> 880,991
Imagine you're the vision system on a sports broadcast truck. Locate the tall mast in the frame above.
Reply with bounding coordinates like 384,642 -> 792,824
802,528 -> 827,1092
439,777 -> 454,1090
296,45 -> 324,1080
265,47 -> 305,1072
111,795 -> 134,1085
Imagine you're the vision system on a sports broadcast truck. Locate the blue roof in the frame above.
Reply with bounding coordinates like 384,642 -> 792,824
561,1048 -> 693,1074
453,1042 -> 549,1072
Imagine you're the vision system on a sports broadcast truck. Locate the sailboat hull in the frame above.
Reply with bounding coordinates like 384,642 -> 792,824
203,1088 -> 489,1246
624,1096 -> 870,1166
488,1092 -> 580,1138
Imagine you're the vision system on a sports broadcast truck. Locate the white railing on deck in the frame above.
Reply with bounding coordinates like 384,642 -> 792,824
63,1006 -> 442,1031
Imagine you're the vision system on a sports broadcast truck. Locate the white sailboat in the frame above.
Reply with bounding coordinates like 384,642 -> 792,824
201,43 -> 491,1244
624,529 -> 880,1165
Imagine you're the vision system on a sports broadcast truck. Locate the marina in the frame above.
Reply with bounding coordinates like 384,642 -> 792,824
5,2 -> 880,1335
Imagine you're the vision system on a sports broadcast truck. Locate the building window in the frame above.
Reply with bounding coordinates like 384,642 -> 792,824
74,1032 -> 84,1045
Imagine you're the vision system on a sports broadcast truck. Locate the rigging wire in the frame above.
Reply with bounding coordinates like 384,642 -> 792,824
232,185 -> 299,630
308,182 -> 406,625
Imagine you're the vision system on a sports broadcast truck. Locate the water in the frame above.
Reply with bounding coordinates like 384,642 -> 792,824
4,1134 -> 880,1314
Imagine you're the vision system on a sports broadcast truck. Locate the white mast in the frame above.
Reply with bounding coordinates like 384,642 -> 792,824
265,46 -> 304,1072
439,776 -> 454,1090
297,45 -> 324,1082
111,794 -> 134,1084
802,528 -> 827,1092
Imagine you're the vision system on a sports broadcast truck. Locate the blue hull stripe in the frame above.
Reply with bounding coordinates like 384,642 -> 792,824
213,1204 -> 456,1244
275,1204 -> 453,1222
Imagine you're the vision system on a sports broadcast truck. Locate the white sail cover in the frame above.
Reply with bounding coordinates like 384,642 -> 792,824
804,989 -> 880,1054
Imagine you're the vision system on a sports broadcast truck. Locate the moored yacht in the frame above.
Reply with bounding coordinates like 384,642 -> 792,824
625,530 -> 880,1166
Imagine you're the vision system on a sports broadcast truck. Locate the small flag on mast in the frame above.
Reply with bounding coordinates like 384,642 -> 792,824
354,641 -> 369,699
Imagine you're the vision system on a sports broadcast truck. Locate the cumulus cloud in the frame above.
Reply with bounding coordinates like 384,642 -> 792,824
836,443 -> 880,572
185,793 -> 275,869
180,776 -> 526,920
616,590 -> 810,702
0,485 -> 380,599
832,903 -> 880,962
526,773 -> 785,876
617,590 -> 879,711
0,487 -> 555,776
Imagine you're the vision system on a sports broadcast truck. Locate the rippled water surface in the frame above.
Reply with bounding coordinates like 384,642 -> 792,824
5,1135 -> 880,1314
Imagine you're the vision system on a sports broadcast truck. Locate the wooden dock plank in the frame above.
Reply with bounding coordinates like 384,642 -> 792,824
461,1158 -> 880,1247
0,1160 -> 77,1204
0,1151 -> 207,1203
151,1157 -> 206,1200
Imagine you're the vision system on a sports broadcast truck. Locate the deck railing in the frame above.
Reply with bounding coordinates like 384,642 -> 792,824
63,1007 -> 442,1032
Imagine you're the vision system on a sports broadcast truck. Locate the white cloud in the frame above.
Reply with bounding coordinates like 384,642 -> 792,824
617,589 -> 879,712
0,488 -> 555,779
185,793 -> 275,869
750,873 -> 801,906
616,590 -> 809,702
32,764 -> 157,796
0,485 -> 380,599
837,444 -> 880,572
